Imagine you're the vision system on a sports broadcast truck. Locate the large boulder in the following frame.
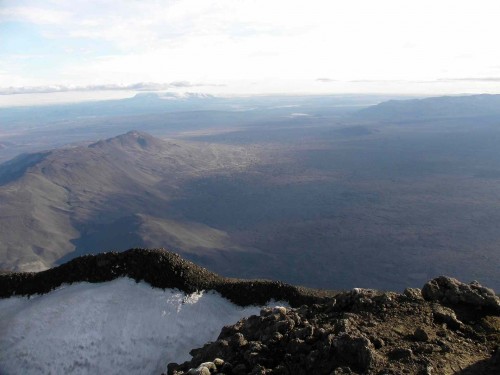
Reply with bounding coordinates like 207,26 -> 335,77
422,276 -> 500,311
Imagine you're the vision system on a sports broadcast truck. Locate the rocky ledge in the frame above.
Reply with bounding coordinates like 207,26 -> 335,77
168,277 -> 500,375
0,248 -> 333,306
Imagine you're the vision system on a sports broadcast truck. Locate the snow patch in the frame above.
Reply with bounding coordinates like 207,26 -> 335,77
0,278 -> 282,375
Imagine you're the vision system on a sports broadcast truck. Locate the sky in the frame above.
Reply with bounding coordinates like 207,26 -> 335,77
1,0 -> 500,106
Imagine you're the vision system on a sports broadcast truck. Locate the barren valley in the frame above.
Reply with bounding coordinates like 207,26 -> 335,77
1,94 -> 499,291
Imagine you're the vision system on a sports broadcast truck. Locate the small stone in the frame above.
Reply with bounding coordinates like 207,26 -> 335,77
332,334 -> 376,371
412,343 -> 436,354
371,337 -> 385,349
231,333 -> 248,347
413,328 -> 430,342
272,332 -> 283,342
199,362 -> 216,372
275,319 -> 295,333
273,306 -> 287,316
220,362 -> 233,373
404,288 -> 424,301
187,366 -> 210,375
432,305 -> 462,329
388,348 -> 413,361
213,358 -> 224,367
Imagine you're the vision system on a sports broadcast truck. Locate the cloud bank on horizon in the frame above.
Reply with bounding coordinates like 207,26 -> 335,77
1,0 -> 500,104
0,81 -> 223,95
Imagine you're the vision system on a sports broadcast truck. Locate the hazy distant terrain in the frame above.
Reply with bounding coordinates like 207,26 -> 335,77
356,94 -> 500,121
0,93 -> 398,163
0,94 -> 499,291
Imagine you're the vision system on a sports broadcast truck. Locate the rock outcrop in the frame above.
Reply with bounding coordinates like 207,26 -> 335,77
0,248 -> 333,307
422,276 -> 500,312
169,278 -> 500,375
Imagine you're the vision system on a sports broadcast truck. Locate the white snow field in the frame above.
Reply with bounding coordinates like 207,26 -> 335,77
0,278 -> 279,375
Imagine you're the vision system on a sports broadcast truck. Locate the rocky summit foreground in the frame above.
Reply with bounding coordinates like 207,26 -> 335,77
0,248 -> 333,306
168,277 -> 500,375
0,249 -> 499,374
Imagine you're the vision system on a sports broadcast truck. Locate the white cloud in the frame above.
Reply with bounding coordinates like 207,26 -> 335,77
439,77 -> 500,82
2,0 -> 500,97
0,81 -> 223,95
0,5 -> 71,24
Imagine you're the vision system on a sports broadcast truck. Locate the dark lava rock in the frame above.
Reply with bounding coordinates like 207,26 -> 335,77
431,305 -> 463,329
413,328 -> 430,342
422,276 -> 500,312
0,248 -> 334,307
332,333 -> 377,371
388,348 -> 413,361
403,288 -> 424,301
169,279 -> 499,375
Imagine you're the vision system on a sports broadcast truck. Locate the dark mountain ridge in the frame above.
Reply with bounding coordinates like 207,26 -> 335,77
0,150 -> 52,185
88,130 -> 170,151
0,131 -> 257,272
0,248 -> 329,307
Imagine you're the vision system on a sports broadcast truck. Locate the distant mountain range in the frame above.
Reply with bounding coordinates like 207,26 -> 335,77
0,92 -> 393,164
355,94 -> 500,121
